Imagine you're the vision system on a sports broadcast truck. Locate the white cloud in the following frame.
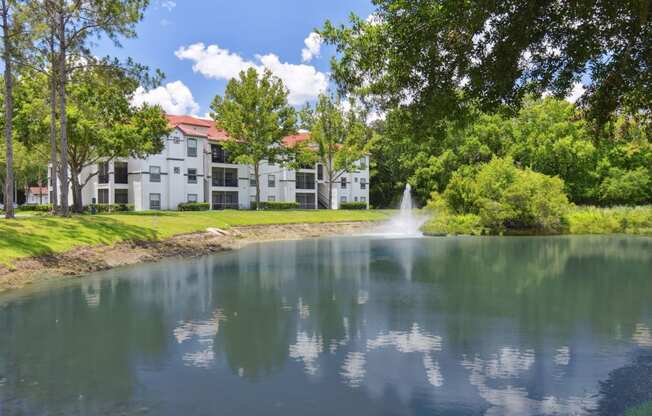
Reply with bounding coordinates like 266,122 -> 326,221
160,0 -> 176,11
566,82 -> 585,103
175,42 -> 328,105
132,80 -> 200,115
301,32 -> 322,62
175,43 -> 257,81
258,53 -> 328,104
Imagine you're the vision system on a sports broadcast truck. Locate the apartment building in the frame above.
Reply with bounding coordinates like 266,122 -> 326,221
48,115 -> 370,211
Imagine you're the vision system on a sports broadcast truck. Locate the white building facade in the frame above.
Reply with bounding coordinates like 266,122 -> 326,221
48,115 -> 370,211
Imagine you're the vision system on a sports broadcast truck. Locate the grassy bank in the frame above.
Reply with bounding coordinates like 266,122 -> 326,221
423,205 -> 652,236
0,210 -> 391,265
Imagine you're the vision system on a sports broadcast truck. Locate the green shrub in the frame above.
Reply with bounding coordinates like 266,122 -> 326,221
434,157 -> 571,232
18,204 -> 52,212
85,203 -> 134,213
567,205 -> 652,235
422,212 -> 485,235
250,201 -> 300,210
178,202 -> 210,211
340,202 -> 368,210
599,167 -> 651,206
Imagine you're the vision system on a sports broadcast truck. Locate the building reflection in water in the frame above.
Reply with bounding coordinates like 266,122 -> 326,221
0,235 -> 650,415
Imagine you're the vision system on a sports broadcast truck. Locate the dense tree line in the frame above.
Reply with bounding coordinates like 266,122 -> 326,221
321,0 -> 651,209
370,97 -> 651,208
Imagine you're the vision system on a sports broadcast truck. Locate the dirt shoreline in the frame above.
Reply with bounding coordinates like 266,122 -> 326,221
0,221 -> 380,293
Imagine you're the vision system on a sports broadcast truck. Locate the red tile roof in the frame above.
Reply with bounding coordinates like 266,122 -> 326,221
28,187 -> 48,195
166,114 -> 230,141
167,115 -> 312,147
282,132 -> 313,147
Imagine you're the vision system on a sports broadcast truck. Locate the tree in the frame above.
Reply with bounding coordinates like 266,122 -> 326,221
321,1 -> 652,131
300,94 -> 368,208
14,65 -> 170,212
210,68 -> 296,209
34,0 -> 150,215
0,0 -> 26,217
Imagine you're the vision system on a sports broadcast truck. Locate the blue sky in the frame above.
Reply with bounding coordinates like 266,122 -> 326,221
96,0 -> 375,117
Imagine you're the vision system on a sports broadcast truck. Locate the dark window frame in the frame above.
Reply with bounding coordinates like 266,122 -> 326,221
212,167 -> 238,187
98,188 -> 109,204
296,172 -> 315,190
114,188 -> 129,204
211,143 -> 230,163
150,166 -> 161,183
114,162 -> 128,184
212,190 -> 239,210
268,174 -> 276,188
187,138 -> 198,157
187,168 -> 197,184
296,192 -> 316,209
98,162 -> 109,184
149,193 -> 161,210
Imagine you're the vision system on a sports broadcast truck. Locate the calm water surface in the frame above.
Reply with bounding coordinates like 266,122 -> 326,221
0,236 -> 651,416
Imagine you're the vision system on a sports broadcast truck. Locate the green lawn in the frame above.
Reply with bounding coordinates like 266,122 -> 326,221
0,210 -> 392,265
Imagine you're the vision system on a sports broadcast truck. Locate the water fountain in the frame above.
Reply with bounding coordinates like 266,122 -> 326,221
380,184 -> 428,237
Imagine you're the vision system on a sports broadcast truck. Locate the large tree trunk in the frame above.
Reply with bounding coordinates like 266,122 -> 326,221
48,31 -> 58,212
2,0 -> 14,219
328,174 -> 333,209
57,5 -> 69,216
70,168 -> 83,213
254,162 -> 261,210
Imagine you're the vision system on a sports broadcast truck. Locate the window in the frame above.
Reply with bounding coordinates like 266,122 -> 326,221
340,196 -> 347,203
212,167 -> 238,187
174,167 -> 180,174
296,172 -> 315,190
98,162 -> 109,184
250,174 -> 257,187
173,135 -> 180,144
355,177 -> 358,182
354,196 -> 358,202
211,143 -> 229,163
361,196 -> 366,203
150,166 -> 161,183
341,177 -> 347,189
360,178 -> 367,189
212,191 -> 239,210
187,168 -> 197,184
317,164 -> 323,180
114,162 -> 128,184
114,189 -> 128,204
296,193 -> 315,209
188,194 -> 198,203
359,159 -> 367,170
187,138 -> 197,157
98,188 -> 109,204
149,193 -> 161,210
268,195 -> 276,202
268,174 -> 276,188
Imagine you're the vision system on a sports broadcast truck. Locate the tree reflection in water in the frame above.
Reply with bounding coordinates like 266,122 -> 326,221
0,235 -> 649,415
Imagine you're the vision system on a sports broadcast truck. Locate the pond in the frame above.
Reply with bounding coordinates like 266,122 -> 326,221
0,236 -> 651,415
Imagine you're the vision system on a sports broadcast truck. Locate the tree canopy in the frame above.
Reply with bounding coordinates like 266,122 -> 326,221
210,67 -> 297,207
321,0 -> 652,130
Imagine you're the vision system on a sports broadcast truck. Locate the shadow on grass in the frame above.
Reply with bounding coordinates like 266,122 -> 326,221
109,211 -> 179,217
0,216 -> 161,261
